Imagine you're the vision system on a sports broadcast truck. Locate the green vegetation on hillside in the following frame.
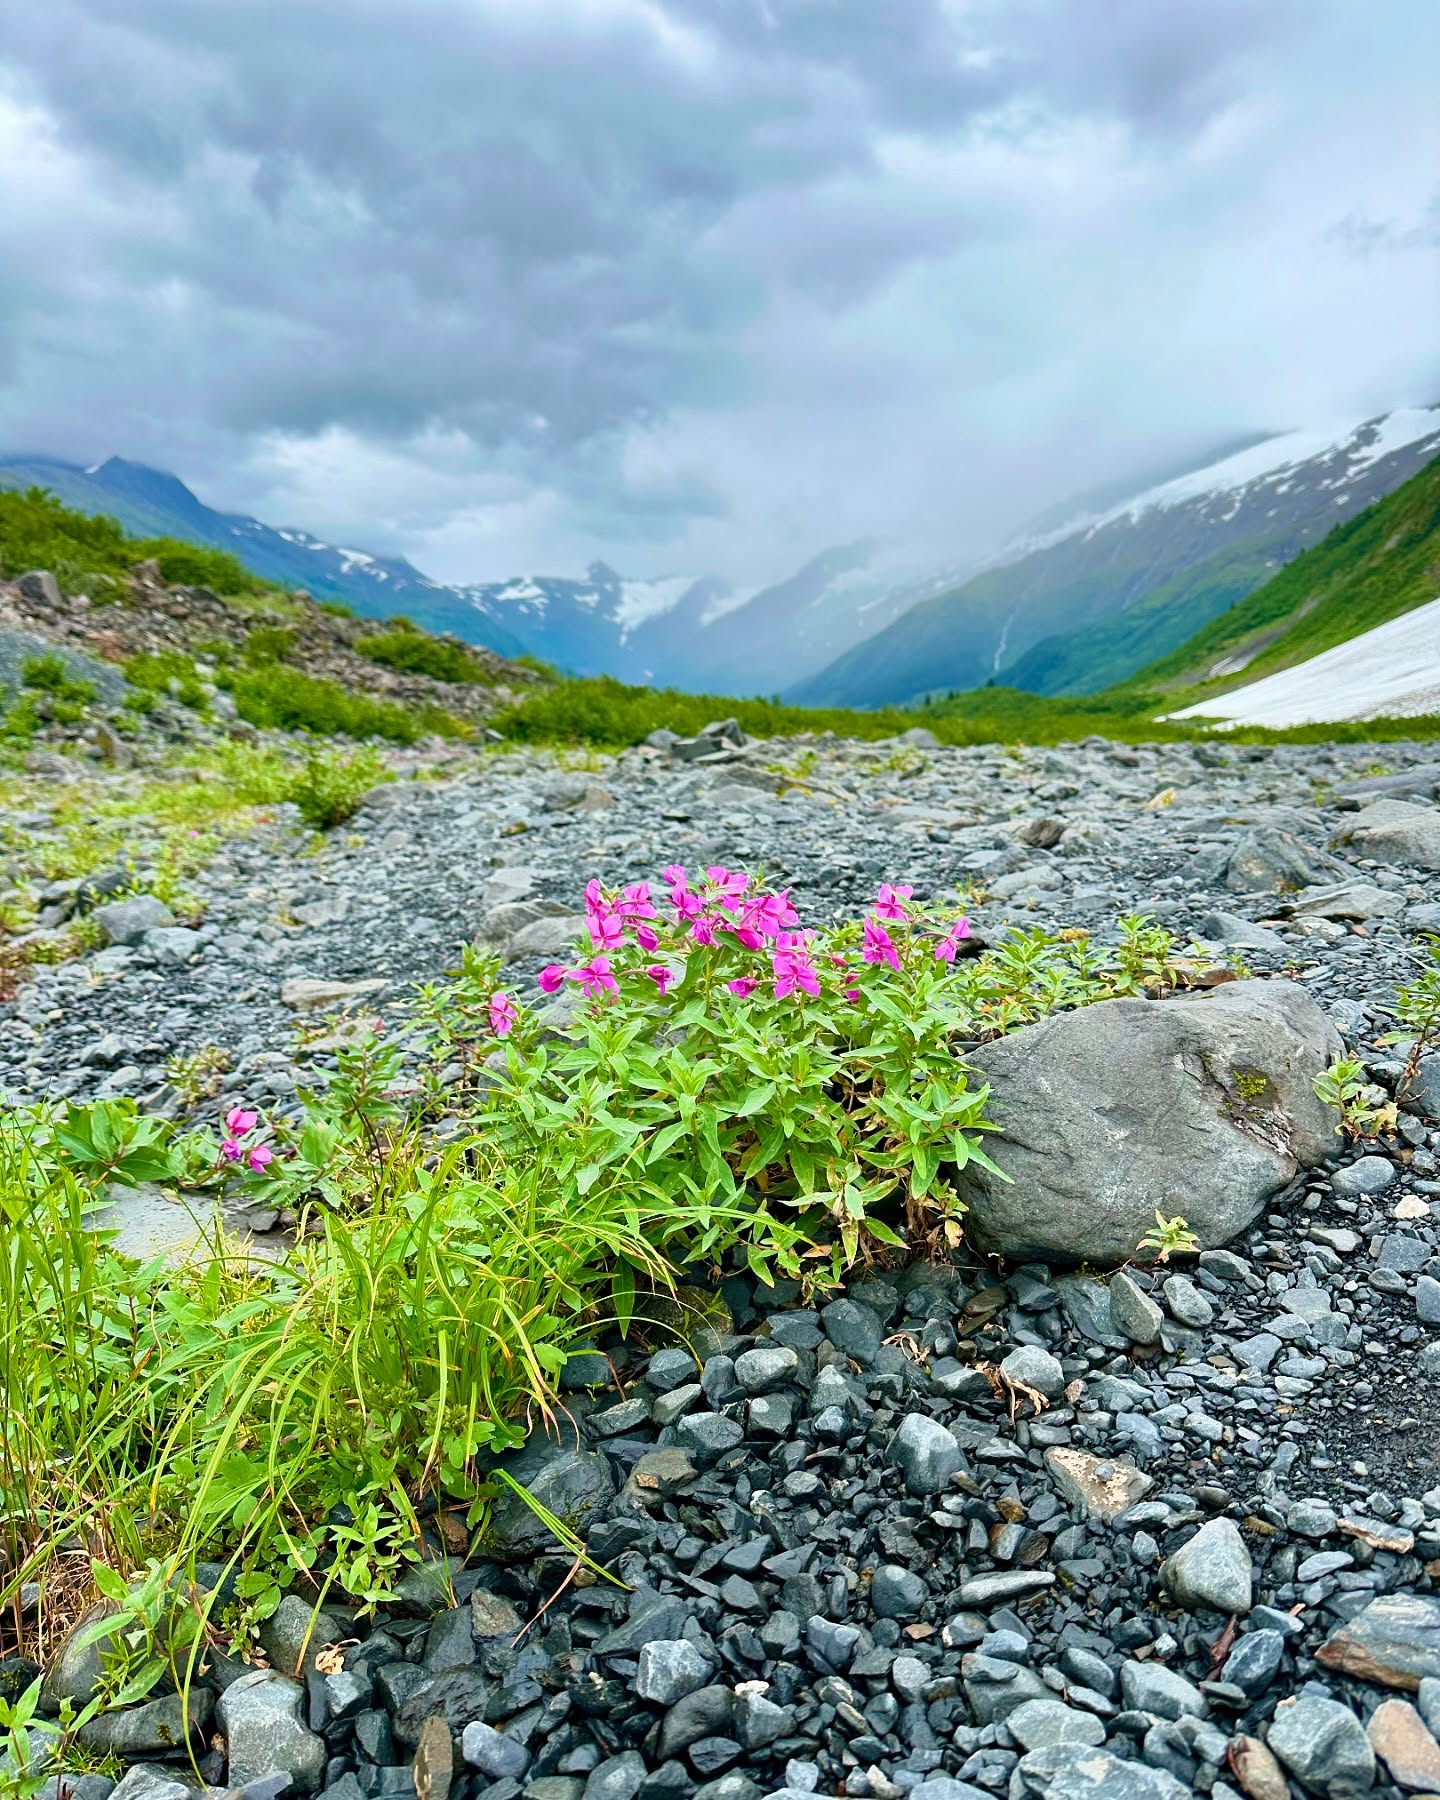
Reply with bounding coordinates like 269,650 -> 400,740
491,673 -> 1173,748
356,619 -> 490,683
1139,452 -> 1440,698
1001,539 -> 1282,696
0,485 -> 264,597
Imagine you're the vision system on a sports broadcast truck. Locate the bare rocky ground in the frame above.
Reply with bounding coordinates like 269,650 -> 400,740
9,726 -> 1440,1800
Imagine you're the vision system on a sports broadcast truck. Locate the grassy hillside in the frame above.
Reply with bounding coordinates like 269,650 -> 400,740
0,484 -> 265,597
998,540 -> 1281,695
1139,451 -> 1440,700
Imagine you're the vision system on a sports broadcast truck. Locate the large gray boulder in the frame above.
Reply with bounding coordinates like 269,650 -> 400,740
956,979 -> 1341,1264
1334,798 -> 1440,870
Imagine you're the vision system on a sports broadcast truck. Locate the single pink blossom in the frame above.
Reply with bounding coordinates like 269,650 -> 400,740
743,889 -> 798,939
224,1107 -> 257,1137
660,863 -> 687,888
934,917 -> 972,963
646,964 -> 674,994
538,963 -> 567,994
727,976 -> 758,998
872,883 -> 913,922
247,1144 -> 274,1173
220,1137 -> 243,1163
587,908 -> 625,952
670,885 -> 703,923
771,934 -> 820,1000
844,986 -> 862,1003
584,878 -> 607,913
691,914 -> 720,947
567,956 -> 617,999
726,922 -> 764,950
618,882 -> 656,918
705,866 -> 751,912
488,991 -> 519,1037
862,917 -> 900,970
634,921 -> 660,951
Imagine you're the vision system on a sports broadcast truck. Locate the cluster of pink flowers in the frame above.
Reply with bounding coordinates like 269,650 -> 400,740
220,1107 -> 273,1173
502,867 -> 974,1018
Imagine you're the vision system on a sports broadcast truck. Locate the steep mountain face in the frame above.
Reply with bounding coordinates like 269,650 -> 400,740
791,408 -> 1440,708
0,456 -> 950,693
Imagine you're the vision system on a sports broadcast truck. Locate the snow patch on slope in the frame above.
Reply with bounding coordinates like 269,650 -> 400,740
613,575 -> 695,636
1167,595 -> 1440,728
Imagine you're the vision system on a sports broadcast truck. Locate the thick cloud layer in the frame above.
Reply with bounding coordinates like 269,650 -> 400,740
2,0 -> 1437,582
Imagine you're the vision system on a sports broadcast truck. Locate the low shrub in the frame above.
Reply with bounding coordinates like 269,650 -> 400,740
242,623 -> 298,665
224,667 -> 465,742
286,744 -> 390,827
356,625 -> 488,685
122,651 -> 210,711
0,486 -> 266,598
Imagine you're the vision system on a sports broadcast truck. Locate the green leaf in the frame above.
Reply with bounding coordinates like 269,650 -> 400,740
612,1262 -> 636,1337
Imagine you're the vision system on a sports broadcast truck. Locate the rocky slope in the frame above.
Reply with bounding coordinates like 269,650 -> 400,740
0,562 -> 538,734
8,720 -> 1440,1798
795,409 -> 1440,709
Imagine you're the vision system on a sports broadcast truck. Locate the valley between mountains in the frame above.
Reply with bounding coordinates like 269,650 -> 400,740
3,435 -> 1440,1800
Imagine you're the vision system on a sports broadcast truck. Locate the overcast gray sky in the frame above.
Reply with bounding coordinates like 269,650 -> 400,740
2,0 -> 1437,584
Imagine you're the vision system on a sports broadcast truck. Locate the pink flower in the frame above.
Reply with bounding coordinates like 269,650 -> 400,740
587,908 -> 625,952
247,1144 -> 274,1173
691,914 -> 720,947
220,1138 -> 243,1163
872,883 -> 913,922
646,964 -> 673,995
670,885 -> 703,924
538,964 -> 567,994
634,921 -> 660,951
705,866 -> 751,913
727,976 -> 758,998
584,878 -> 607,913
567,956 -> 617,999
772,934 -> 820,1000
844,986 -> 861,1003
488,991 -> 519,1037
224,1107 -> 257,1137
935,917 -> 972,962
660,863 -> 687,888
618,882 -> 656,918
862,917 -> 900,970
743,889 -> 798,940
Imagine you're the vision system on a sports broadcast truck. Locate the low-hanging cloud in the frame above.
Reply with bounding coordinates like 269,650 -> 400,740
1,0 -> 1437,584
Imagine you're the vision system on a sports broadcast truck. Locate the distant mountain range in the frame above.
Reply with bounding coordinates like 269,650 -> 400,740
5,406 -> 1437,709
0,455 -> 955,695
790,407 -> 1440,707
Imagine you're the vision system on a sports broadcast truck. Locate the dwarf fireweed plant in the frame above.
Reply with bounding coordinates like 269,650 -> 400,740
1,868 -> 1226,1701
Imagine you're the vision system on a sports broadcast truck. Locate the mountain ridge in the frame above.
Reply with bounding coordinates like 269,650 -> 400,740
791,406 -> 1440,708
